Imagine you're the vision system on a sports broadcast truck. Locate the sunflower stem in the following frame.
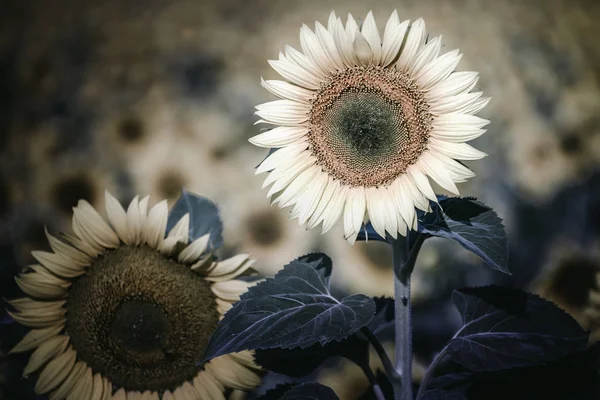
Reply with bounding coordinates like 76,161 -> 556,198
390,234 -> 424,400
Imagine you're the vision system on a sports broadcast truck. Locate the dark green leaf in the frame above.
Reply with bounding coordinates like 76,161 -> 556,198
201,254 -> 376,362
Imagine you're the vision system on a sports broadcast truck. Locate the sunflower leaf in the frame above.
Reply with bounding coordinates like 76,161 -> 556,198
278,382 -> 340,400
419,197 -> 509,274
200,253 -> 376,363
419,390 -> 467,400
254,334 -> 369,377
166,189 -> 224,250
418,285 -> 591,398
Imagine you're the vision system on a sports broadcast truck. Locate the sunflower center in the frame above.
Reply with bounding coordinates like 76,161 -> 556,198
308,66 -> 432,187
65,245 -> 219,392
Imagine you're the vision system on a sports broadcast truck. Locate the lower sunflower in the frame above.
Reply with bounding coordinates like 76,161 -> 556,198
7,191 -> 262,400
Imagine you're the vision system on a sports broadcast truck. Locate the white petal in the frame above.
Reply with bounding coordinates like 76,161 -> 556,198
45,228 -> 90,266
300,24 -> 336,74
178,234 -> 210,263
31,250 -> 85,278
10,323 -> 64,353
415,49 -> 462,90
428,149 -> 476,181
315,21 -> 344,70
90,373 -> 105,400
35,346 -> 76,394
295,170 -> 328,225
208,355 -> 262,390
462,96 -> 491,115
428,138 -> 488,160
260,78 -> 313,103
321,183 -> 348,234
343,187 -> 366,244
432,114 -> 490,142
268,57 -> 320,90
125,196 -> 142,245
360,11 -> 382,64
429,92 -> 483,116
306,176 -> 337,229
265,152 -> 315,196
144,200 -> 168,248
255,99 -> 309,126
408,36 -> 442,76
255,142 -> 308,174
365,187 -> 389,239
285,45 -> 327,80
205,254 -> 255,281
402,172 -> 431,213
211,280 -> 253,302
193,370 -> 226,400
49,361 -> 86,400
249,126 -> 308,148
406,165 -> 437,202
104,190 -> 128,243
24,335 -> 69,375
275,165 -> 320,208
353,31 -> 373,65
332,17 -> 357,66
66,366 -> 93,400
72,201 -> 119,249
431,127 -> 487,143
167,213 -> 190,243
381,17 -> 409,66
396,18 -> 426,71
390,178 -> 418,231
426,71 -> 479,100
416,152 -> 460,195
383,188 -> 400,238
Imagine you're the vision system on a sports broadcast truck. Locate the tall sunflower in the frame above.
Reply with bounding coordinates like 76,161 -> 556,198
7,191 -> 262,399
250,10 -> 490,243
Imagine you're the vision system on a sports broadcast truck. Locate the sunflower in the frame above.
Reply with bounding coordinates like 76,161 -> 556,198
250,10 -> 490,243
7,191 -> 262,399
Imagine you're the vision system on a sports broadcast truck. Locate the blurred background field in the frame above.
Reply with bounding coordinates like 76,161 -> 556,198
1,0 -> 600,398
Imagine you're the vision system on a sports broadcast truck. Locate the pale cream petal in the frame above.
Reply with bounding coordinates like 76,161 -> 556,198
269,56 -> 319,91
314,21 -> 344,70
211,280 -> 253,302
381,13 -> 409,66
255,99 -> 310,126
45,228 -> 91,266
49,361 -> 87,400
404,170 -> 434,211
431,126 -> 487,143
101,378 -> 112,400
360,11 -> 382,64
306,176 -> 337,229
158,236 -> 184,257
31,250 -> 85,278
73,200 -> 120,248
90,373 -> 104,400
162,391 -> 174,400
365,187 -> 389,239
125,196 -> 142,245
140,391 -> 159,400
275,165 -> 320,208
14,275 -> 68,300
321,183 -> 348,234
144,199 -> 169,248
113,389 -> 127,400
67,367 -> 93,400
60,233 -> 100,259
207,355 -> 262,390
345,13 -> 359,39
104,190 -> 129,243
462,96 -> 491,115
35,346 -> 76,394
428,149 -> 476,181
343,187 -> 366,244
249,125 -> 308,148
396,18 -> 426,71
205,254 -> 255,281
9,323 -> 64,353
126,391 -> 143,400
178,234 -> 210,264
332,16 -> 357,66
7,298 -> 65,312
295,170 -> 328,225
9,306 -> 66,328
391,178 -> 418,231
426,71 -> 479,100
284,45 -> 327,80
228,351 -> 261,369
193,370 -> 226,400
24,335 -> 69,375
216,298 -> 233,317
167,213 -> 190,244
255,141 -> 309,175
415,49 -> 462,90
428,138 -> 488,160
429,92 -> 483,116
432,114 -> 490,139
229,390 -> 247,400
353,31 -> 373,65
190,254 -> 214,274
265,153 -> 315,198
416,152 -> 460,195
300,24 -> 335,74
382,188 -> 399,238
408,36 -> 442,76
260,79 -> 313,104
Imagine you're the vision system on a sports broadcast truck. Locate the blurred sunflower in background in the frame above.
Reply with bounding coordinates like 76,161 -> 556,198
7,191 -> 262,400
251,10 -> 489,243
